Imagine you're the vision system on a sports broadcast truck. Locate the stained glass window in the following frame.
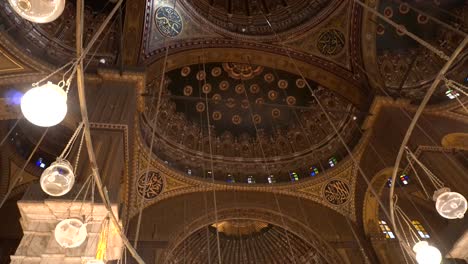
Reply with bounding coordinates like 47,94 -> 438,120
379,220 -> 395,239
227,174 -> 235,183
247,176 -> 255,184
36,157 -> 46,169
412,220 -> 430,239
400,173 -> 409,185
310,166 -> 319,177
445,89 -> 459,100
290,172 -> 299,182
328,157 -> 338,167
268,175 -> 276,184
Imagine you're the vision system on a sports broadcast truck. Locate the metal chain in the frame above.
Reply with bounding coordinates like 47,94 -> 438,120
59,122 -> 84,159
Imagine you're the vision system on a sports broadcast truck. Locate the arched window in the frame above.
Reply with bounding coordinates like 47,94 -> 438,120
328,157 -> 338,167
290,172 -> 299,182
310,166 -> 319,177
268,175 -> 276,184
379,220 -> 395,239
412,220 -> 430,239
247,176 -> 255,184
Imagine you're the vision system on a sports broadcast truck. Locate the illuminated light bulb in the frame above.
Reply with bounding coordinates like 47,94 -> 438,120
54,218 -> 88,248
413,241 -> 442,264
40,159 -> 74,196
7,0 -> 65,23
433,188 -> 467,219
21,82 -> 67,127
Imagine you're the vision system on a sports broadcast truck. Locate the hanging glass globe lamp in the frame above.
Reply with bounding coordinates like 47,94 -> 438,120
7,0 -> 65,23
413,241 -> 442,264
21,82 -> 68,127
54,218 -> 88,248
40,158 -> 75,196
433,188 -> 467,219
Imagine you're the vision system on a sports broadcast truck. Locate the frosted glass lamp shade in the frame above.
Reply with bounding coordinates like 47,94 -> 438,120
40,159 -> 74,196
413,241 -> 442,264
434,188 -> 467,219
7,0 -> 65,23
54,218 -> 87,248
21,82 -> 67,127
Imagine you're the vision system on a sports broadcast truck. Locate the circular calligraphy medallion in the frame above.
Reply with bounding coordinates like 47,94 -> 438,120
323,180 -> 350,206
154,6 -> 183,38
137,171 -> 164,199
317,29 -> 345,56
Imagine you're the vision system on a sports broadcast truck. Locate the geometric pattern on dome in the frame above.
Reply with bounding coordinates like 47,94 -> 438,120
168,223 -> 329,264
184,0 -> 337,37
374,0 -> 466,103
143,62 -> 360,183
0,1 -> 118,66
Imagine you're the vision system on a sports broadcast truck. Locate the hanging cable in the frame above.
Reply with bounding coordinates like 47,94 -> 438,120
0,127 -> 48,208
200,49 -> 223,264
237,68 -> 297,264
74,0 -> 144,262
0,118 -> 21,147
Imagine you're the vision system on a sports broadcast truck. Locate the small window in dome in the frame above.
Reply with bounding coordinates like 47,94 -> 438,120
268,175 -> 276,184
400,173 -> 409,185
412,220 -> 430,239
247,176 -> 255,184
187,169 -> 192,176
310,166 -> 319,177
290,172 -> 299,182
446,89 -> 459,100
227,174 -> 235,183
328,157 -> 338,167
36,157 -> 46,169
379,220 -> 395,239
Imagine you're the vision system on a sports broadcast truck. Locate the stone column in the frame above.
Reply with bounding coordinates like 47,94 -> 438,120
10,184 -> 122,264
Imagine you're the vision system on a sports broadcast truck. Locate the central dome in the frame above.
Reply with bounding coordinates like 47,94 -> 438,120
183,0 -> 338,36
142,62 -> 360,183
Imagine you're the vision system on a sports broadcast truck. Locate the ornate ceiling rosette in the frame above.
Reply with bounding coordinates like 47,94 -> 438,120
180,0 -> 343,41
140,62 -> 361,183
0,0 -> 118,67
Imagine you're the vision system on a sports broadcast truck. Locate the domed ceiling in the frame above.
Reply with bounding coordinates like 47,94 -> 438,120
372,0 -> 467,103
141,62 -> 361,183
167,220 -> 328,264
0,0 -> 119,66
183,0 -> 341,37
